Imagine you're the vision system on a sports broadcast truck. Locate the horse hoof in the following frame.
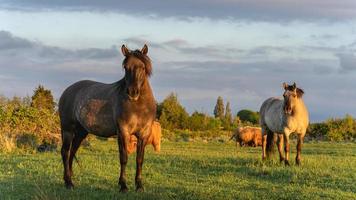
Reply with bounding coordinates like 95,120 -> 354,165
296,160 -> 301,166
120,187 -> 128,193
65,183 -> 74,190
136,187 -> 144,192
285,160 -> 290,166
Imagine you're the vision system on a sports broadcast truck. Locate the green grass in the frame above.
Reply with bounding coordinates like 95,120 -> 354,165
1,140 -> 356,200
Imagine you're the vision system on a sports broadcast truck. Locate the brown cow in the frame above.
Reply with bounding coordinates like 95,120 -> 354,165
230,126 -> 262,147
127,121 -> 162,154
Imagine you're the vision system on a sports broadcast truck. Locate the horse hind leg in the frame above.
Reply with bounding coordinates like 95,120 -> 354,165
68,125 -> 88,178
61,130 -> 74,189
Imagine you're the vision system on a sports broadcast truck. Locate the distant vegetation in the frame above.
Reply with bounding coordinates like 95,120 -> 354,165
0,86 -> 355,153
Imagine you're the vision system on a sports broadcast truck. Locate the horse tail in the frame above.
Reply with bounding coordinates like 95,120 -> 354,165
74,155 -> 82,168
266,130 -> 275,157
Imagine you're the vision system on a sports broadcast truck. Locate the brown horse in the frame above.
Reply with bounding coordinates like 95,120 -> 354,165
127,121 -> 162,154
58,44 -> 156,192
230,126 -> 262,148
259,82 -> 309,165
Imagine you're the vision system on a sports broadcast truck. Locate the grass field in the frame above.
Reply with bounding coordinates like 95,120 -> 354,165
1,139 -> 356,200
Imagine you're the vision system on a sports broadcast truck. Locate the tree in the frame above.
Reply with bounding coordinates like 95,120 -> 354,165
223,101 -> 233,130
213,96 -> 224,119
236,109 -> 260,124
189,111 -> 208,131
158,93 -> 189,130
31,85 -> 55,112
225,101 -> 232,124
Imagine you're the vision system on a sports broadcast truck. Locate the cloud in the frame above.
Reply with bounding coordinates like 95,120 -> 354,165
0,31 -> 355,121
151,58 -> 356,121
0,31 -> 121,69
2,0 -> 356,22
336,53 -> 356,72
0,31 -> 34,50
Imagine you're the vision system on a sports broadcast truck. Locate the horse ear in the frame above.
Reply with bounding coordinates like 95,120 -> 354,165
292,82 -> 296,89
283,82 -> 288,90
141,44 -> 148,55
121,45 -> 129,56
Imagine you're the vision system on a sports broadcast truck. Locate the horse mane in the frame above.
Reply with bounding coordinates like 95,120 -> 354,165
286,85 -> 304,98
122,50 -> 152,76
296,88 -> 304,98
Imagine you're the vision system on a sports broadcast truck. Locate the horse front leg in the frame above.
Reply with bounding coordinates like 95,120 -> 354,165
135,137 -> 147,192
283,133 -> 290,166
117,131 -> 130,193
296,134 -> 304,166
277,134 -> 284,162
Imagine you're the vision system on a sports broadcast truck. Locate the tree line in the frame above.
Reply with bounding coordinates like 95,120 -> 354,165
0,85 -> 355,152
157,93 -> 259,131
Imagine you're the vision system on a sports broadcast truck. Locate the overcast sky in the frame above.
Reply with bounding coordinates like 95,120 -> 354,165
0,0 -> 356,122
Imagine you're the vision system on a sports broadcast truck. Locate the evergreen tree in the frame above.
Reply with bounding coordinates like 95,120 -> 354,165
225,101 -> 232,124
31,85 -> 55,112
213,96 -> 225,119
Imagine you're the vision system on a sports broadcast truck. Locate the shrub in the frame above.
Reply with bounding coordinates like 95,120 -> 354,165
308,115 -> 356,141
0,133 -> 16,152
16,133 -> 40,150
236,109 -> 259,125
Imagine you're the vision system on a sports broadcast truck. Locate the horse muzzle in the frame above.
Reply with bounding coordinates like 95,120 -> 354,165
284,107 -> 293,115
127,94 -> 140,101
127,88 -> 140,101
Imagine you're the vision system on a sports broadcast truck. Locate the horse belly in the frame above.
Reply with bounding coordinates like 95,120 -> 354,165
264,113 -> 284,133
78,99 -> 116,137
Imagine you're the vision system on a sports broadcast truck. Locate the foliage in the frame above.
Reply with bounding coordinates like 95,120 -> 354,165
187,111 -> 221,131
0,94 -> 60,152
308,114 -> 356,141
222,101 -> 233,130
158,93 -> 189,130
213,96 -> 224,119
31,85 -> 56,112
236,109 -> 260,125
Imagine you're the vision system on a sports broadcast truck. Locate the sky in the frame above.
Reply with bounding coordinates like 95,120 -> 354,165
0,0 -> 356,122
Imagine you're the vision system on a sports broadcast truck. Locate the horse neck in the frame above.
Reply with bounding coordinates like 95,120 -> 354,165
285,98 -> 306,120
140,78 -> 154,100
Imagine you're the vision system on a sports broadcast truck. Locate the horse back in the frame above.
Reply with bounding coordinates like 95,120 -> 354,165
59,80 -> 118,136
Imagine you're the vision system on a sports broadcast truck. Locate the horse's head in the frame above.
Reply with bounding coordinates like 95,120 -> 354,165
282,82 -> 304,115
121,44 -> 152,101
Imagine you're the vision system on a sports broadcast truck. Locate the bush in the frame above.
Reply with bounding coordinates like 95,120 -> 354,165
16,133 -> 40,150
308,115 -> 356,141
236,109 -> 259,125
0,133 -> 15,153
0,96 -> 60,152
